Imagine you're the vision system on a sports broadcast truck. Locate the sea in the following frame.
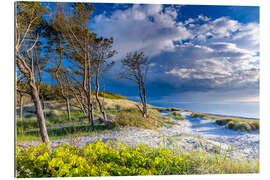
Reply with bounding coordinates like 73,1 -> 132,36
150,101 -> 260,119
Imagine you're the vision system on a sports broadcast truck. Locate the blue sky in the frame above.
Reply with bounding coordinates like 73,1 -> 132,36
87,3 -> 259,104
43,2 -> 259,105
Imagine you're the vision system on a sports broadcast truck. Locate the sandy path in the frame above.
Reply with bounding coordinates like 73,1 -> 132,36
159,111 -> 259,160
17,111 -> 259,161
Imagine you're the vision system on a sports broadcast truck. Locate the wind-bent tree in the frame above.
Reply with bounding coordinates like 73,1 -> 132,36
15,2 -> 50,142
120,51 -> 150,118
45,3 -> 73,121
91,37 -> 116,122
57,3 -> 96,128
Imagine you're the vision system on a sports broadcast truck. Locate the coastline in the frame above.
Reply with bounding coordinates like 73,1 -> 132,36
204,112 -> 260,121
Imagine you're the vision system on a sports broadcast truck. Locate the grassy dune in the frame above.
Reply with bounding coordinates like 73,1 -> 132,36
16,94 -> 260,176
191,112 -> 259,132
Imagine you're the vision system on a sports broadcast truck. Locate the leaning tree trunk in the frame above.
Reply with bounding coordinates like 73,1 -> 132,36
64,97 -> 71,121
19,95 -> 23,121
95,93 -> 107,122
87,97 -> 94,130
141,81 -> 147,118
137,80 -> 147,118
95,73 -> 107,122
30,84 -> 50,143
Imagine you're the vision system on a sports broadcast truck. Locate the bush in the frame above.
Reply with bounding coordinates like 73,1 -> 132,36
114,108 -> 155,129
216,119 -> 259,132
169,112 -> 185,120
16,140 -> 259,177
216,119 -> 230,126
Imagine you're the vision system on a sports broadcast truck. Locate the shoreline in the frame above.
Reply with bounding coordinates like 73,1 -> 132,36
154,105 -> 259,121
204,112 -> 259,121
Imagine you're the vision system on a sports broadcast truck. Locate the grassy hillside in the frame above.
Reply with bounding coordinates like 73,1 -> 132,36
191,112 -> 259,132
16,92 -> 165,141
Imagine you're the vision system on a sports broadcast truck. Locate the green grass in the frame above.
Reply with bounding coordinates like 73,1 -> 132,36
16,123 -> 116,142
98,91 -> 127,100
191,112 -> 259,132
191,112 -> 220,119
114,108 -> 164,130
16,111 -> 86,132
16,140 -> 259,177
17,104 -> 169,142
169,112 -> 185,120
152,107 -> 183,112
216,119 -> 259,132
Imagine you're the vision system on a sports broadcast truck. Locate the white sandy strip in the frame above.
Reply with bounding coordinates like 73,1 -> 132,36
17,111 -> 259,160
159,111 -> 259,160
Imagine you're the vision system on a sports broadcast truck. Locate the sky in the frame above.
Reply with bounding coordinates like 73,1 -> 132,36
87,3 -> 259,105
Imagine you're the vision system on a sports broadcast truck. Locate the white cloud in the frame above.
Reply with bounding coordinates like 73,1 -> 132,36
92,4 -> 192,58
184,18 -> 195,25
198,14 -> 211,21
92,4 -> 259,91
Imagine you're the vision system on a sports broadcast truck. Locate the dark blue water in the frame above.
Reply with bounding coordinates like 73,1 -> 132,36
150,101 -> 259,119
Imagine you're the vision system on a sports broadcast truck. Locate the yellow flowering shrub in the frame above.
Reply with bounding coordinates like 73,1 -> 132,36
16,139 -> 259,177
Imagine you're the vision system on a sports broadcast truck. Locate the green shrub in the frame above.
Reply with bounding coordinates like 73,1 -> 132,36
190,112 -> 260,132
216,119 -> 230,126
216,119 -> 259,132
114,109 -> 155,129
169,112 -> 185,120
16,140 -> 259,177
114,108 -> 163,129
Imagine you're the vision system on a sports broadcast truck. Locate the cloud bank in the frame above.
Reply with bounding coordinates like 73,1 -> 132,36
91,4 -> 259,101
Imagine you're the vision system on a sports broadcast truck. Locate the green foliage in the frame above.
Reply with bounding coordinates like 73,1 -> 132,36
17,111 -> 85,132
114,108 -> 163,130
17,117 -> 52,132
39,83 -> 62,101
169,112 -> 185,120
98,91 -> 127,100
191,112 -> 216,119
16,140 -> 259,177
217,119 -> 259,132
152,107 -> 183,112
17,122 -> 115,138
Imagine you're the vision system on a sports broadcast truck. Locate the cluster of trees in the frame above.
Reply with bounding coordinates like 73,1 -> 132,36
16,2 -> 150,143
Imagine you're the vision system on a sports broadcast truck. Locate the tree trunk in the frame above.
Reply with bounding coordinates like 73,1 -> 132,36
19,95 -> 23,121
142,82 -> 147,117
30,85 -> 50,143
95,93 -> 107,122
87,98 -> 94,130
65,97 -> 71,121
95,72 -> 107,122
137,80 -> 147,118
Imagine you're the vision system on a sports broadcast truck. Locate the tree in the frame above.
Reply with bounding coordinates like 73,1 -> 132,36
15,2 -> 50,142
45,3 -> 73,121
91,37 -> 116,122
120,51 -> 150,118
58,2 -> 96,128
